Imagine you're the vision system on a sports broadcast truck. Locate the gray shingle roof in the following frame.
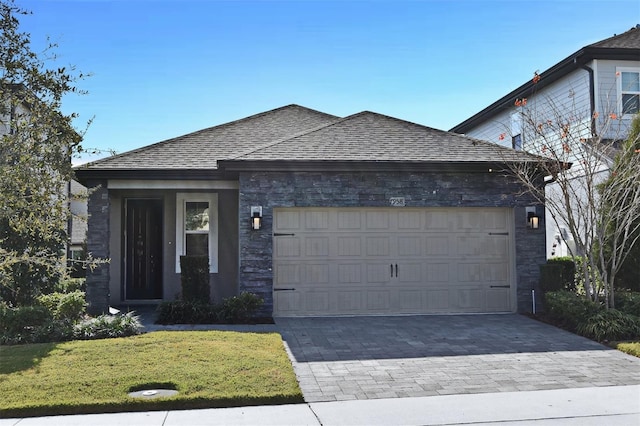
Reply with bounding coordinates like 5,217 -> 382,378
77,104 -> 339,170
232,111 -> 540,164
76,106 -> 542,179
589,25 -> 640,49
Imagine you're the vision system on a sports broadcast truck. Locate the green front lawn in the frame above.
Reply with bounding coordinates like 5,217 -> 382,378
0,331 -> 303,418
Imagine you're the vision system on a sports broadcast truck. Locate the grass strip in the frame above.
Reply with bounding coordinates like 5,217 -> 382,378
0,330 -> 303,418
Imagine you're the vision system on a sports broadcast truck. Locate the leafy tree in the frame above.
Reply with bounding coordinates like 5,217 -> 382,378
496,73 -> 640,308
598,114 -> 640,294
0,0 -> 87,305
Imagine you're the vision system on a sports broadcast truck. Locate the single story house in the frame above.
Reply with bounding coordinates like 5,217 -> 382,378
75,105 -> 548,317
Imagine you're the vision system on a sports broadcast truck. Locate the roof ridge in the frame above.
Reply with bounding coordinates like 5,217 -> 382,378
228,112 -> 354,159
233,109 -> 541,162
77,104 -> 337,168
234,110 -> 435,160
358,111 -> 540,156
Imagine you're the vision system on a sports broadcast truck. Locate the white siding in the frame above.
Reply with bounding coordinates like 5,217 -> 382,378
593,59 -> 640,140
464,68 -> 592,150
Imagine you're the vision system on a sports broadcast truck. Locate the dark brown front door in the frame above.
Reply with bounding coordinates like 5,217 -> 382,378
125,199 -> 163,300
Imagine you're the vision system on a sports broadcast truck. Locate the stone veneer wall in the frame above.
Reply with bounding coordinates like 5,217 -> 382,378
84,179 -> 110,315
238,170 -> 546,316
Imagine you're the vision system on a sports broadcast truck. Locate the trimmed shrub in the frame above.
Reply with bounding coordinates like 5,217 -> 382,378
544,290 -> 602,332
615,291 -> 640,317
576,309 -> 640,342
539,264 -> 565,293
616,250 -> 640,291
0,304 -> 51,336
0,305 -> 73,345
155,300 -> 218,325
74,312 -> 142,340
180,256 -> 210,302
546,257 -> 576,291
155,293 -> 264,324
217,292 -> 264,324
37,291 -> 87,321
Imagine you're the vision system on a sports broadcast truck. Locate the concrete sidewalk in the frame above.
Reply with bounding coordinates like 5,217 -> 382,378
3,385 -> 639,426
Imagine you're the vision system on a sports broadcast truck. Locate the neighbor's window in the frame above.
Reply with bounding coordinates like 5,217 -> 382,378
510,111 -> 523,150
176,193 -> 218,273
512,134 -> 522,150
619,68 -> 640,116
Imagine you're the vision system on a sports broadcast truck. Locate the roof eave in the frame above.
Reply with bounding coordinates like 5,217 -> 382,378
73,168 -> 229,184
218,159 -> 539,173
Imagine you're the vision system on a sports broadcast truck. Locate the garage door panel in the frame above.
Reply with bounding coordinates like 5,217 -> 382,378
338,211 -> 362,229
337,291 -> 363,311
275,263 -> 301,285
366,236 -> 390,256
397,262 -> 422,283
426,263 -> 449,283
366,211 -> 391,229
457,263 -> 509,283
487,288 -> 511,311
425,236 -> 449,256
275,237 -> 301,257
337,263 -> 362,283
305,263 -> 330,284
366,263 -> 392,283
273,207 -> 514,316
425,211 -> 450,230
367,290 -> 391,310
274,291 -> 300,313
274,210 -> 301,230
398,290 -> 422,310
456,288 -> 484,309
398,211 -> 422,230
338,237 -> 362,256
305,210 -> 329,229
305,237 -> 330,257
484,237 -> 510,257
457,236 -> 484,256
426,289 -> 450,310
306,292 -> 330,312
398,236 -> 422,256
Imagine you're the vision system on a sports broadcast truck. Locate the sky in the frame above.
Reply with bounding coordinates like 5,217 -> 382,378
16,0 -> 640,164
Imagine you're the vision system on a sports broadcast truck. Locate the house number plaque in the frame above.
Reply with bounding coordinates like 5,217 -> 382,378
389,197 -> 405,207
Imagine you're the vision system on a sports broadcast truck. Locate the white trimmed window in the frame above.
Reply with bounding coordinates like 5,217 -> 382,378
511,111 -> 523,150
176,193 -> 218,273
618,67 -> 640,116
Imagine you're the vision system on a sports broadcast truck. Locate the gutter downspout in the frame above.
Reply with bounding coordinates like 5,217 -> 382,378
580,63 -> 596,136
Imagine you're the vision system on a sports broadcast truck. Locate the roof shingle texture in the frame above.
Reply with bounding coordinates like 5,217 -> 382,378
80,105 -> 339,170
233,111 -> 540,164
588,25 -> 640,49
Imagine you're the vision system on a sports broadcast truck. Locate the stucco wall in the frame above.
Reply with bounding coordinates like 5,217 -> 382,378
238,170 -> 546,316
85,186 -> 238,312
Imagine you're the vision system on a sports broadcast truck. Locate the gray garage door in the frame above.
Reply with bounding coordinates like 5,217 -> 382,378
273,207 -> 515,316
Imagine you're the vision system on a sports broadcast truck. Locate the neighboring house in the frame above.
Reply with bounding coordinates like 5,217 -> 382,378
1,86 -> 85,274
450,25 -> 640,258
76,105 -> 549,317
67,179 -> 88,277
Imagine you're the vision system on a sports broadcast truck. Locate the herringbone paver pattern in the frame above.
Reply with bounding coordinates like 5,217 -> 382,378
277,315 -> 640,402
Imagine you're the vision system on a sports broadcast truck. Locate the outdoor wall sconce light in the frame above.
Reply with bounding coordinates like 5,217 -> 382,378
525,206 -> 540,229
251,206 -> 262,230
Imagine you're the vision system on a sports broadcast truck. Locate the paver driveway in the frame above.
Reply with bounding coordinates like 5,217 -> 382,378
276,314 -> 640,402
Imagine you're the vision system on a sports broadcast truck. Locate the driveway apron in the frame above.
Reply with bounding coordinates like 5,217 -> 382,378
276,314 -> 640,402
